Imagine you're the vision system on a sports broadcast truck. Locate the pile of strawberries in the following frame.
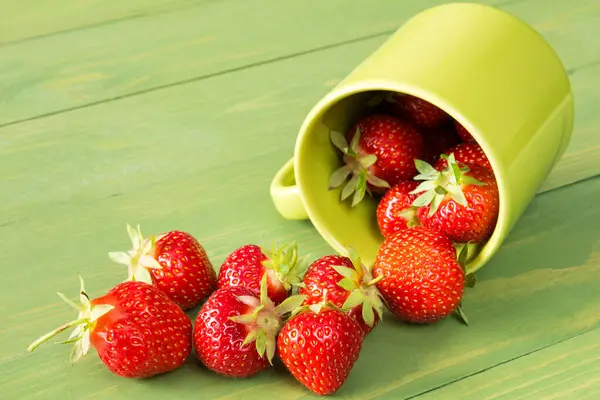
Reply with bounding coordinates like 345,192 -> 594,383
26,91 -> 500,397
27,226 -> 377,395
329,92 -> 499,245
328,91 -> 501,322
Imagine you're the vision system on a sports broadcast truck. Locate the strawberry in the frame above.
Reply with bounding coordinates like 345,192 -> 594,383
328,114 -> 424,206
422,126 -> 462,163
217,242 -> 307,305
387,93 -> 450,128
373,226 -> 465,324
27,277 -> 192,378
194,276 -> 305,378
109,224 -> 217,310
376,180 -> 420,238
277,301 -> 364,395
434,142 -> 491,171
411,154 -> 500,243
299,247 -> 385,334
454,120 -> 476,142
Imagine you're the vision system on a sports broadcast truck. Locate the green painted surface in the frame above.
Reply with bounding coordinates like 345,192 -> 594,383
417,328 -> 600,399
0,0 -> 599,398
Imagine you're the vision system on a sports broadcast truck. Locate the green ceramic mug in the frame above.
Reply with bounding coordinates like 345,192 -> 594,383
270,2 -> 574,273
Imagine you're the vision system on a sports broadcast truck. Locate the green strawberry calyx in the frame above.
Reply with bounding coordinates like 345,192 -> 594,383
288,289 -> 345,319
328,128 -> 390,207
229,274 -> 306,365
331,246 -> 385,328
108,224 -> 163,285
260,241 -> 310,294
410,153 -> 486,217
26,276 -> 114,363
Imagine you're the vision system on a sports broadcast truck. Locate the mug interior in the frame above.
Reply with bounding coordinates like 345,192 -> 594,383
294,87 -> 505,270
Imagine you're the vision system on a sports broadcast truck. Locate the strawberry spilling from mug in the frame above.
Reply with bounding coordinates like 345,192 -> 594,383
386,93 -> 451,129
411,153 -> 500,244
434,142 -> 491,171
328,114 -> 425,206
376,180 -> 420,238
454,120 -> 477,143
373,226 -> 466,324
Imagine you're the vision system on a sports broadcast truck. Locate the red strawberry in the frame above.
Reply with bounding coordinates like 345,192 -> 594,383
387,93 -> 450,128
277,302 -> 364,395
373,226 -> 465,323
434,143 -> 491,171
412,154 -> 499,243
217,242 -> 307,305
194,276 -> 305,378
109,225 -> 217,310
27,277 -> 192,378
328,114 -> 424,206
299,247 -> 385,334
454,120 -> 476,142
422,126 -> 462,163
376,180 -> 420,238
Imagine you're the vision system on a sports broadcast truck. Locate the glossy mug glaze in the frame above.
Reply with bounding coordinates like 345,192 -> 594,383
269,3 -> 574,273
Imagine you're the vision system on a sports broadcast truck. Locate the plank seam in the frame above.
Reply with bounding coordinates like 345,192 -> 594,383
404,329 -> 595,400
0,1 -> 216,47
2,30 -> 597,132
537,173 -> 600,196
0,0 -> 526,48
0,30 -> 394,130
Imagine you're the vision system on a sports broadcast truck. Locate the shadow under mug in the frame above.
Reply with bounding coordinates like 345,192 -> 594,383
270,2 -> 574,273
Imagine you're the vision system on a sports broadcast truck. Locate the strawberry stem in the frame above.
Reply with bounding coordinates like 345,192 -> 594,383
366,275 -> 384,286
26,276 -> 114,363
27,317 -> 88,353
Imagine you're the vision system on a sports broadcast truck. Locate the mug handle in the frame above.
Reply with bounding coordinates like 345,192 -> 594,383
270,157 -> 309,220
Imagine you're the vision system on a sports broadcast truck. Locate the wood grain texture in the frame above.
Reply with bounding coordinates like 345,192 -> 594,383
414,328 -> 600,399
1,0 -> 598,127
0,0 -> 598,195
0,0 -> 476,125
2,169 -> 600,399
0,0 -> 202,45
2,0 -> 600,399
1,42 -> 600,397
0,35 -> 596,214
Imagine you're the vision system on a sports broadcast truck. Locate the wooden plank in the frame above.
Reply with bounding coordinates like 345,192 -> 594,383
1,0 -> 598,127
2,157 -> 600,398
0,0 -> 201,45
1,0 -> 598,194
1,36 -> 600,395
0,0 -> 469,125
413,328 -> 600,399
0,31 -> 597,213
538,61 -> 600,193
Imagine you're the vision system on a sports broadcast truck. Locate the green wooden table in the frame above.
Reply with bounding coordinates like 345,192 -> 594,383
2,1 -> 600,398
